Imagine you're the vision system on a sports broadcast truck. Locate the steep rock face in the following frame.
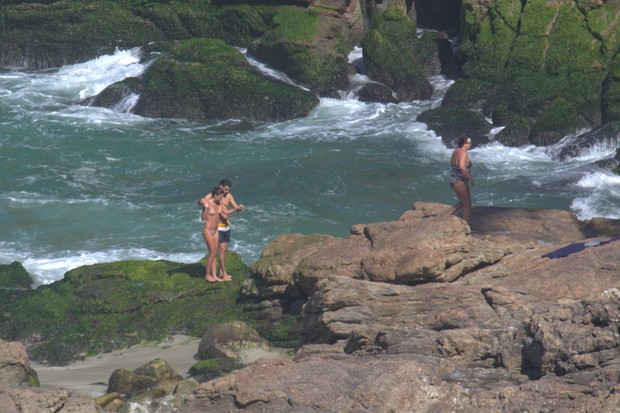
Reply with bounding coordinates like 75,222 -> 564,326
361,6 -> 434,101
447,0 -> 620,146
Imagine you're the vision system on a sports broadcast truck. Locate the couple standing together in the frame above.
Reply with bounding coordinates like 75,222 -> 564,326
199,179 -> 244,283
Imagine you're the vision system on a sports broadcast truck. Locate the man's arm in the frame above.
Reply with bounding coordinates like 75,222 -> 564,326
228,194 -> 244,211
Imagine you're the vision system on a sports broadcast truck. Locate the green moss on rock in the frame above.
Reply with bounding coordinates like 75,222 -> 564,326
0,253 -> 264,365
249,6 -> 349,95
133,38 -> 319,122
460,0 -> 521,82
529,97 -> 588,146
0,261 -> 32,289
458,0 -> 620,143
442,78 -> 496,110
0,1 -> 165,69
416,107 -> 492,147
361,6 -> 432,101
602,55 -> 620,123
492,109 -> 532,147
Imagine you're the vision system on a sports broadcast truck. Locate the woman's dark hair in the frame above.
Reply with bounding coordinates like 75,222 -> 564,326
211,186 -> 225,197
457,135 -> 470,148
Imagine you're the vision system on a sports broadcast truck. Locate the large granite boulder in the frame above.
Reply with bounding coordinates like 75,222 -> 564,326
0,339 -> 39,387
360,212 -> 508,283
197,321 -> 269,361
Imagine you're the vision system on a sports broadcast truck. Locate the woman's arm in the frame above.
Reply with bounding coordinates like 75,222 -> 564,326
198,193 -> 211,208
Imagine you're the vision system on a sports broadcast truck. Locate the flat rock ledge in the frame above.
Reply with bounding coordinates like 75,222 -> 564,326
182,203 -> 620,412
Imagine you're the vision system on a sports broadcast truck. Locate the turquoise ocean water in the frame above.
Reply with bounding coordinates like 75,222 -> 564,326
2,48 -> 619,285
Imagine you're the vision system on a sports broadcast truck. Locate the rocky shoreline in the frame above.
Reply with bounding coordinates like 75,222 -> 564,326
2,202 -> 620,412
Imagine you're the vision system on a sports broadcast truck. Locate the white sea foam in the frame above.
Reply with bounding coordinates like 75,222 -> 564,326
6,191 -> 110,206
240,48 -> 310,91
575,171 -> 620,189
56,48 -> 148,99
6,48 -> 146,102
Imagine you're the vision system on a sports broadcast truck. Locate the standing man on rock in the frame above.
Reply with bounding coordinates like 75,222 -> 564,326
199,178 -> 244,281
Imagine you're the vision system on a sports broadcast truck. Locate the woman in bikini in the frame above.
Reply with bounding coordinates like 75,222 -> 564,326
448,135 -> 474,222
200,186 -> 237,282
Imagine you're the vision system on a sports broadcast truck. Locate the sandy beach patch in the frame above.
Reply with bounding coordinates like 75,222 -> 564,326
31,335 -> 292,397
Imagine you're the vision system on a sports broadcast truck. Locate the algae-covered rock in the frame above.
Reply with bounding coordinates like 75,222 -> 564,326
492,109 -> 532,147
448,0 -> 620,145
107,358 -> 182,400
132,38 -> 319,121
0,262 -> 33,330
83,76 -> 144,109
361,6 -> 433,101
0,253 -> 257,365
249,5 -> 350,95
602,54 -> 620,124
416,106 -> 492,147
0,261 -> 32,290
0,1 -> 165,69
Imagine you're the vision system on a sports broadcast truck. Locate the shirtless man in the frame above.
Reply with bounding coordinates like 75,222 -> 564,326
199,186 -> 242,282
198,179 -> 244,281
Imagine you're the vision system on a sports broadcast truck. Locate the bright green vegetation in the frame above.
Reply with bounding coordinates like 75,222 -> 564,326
0,253 -> 300,365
